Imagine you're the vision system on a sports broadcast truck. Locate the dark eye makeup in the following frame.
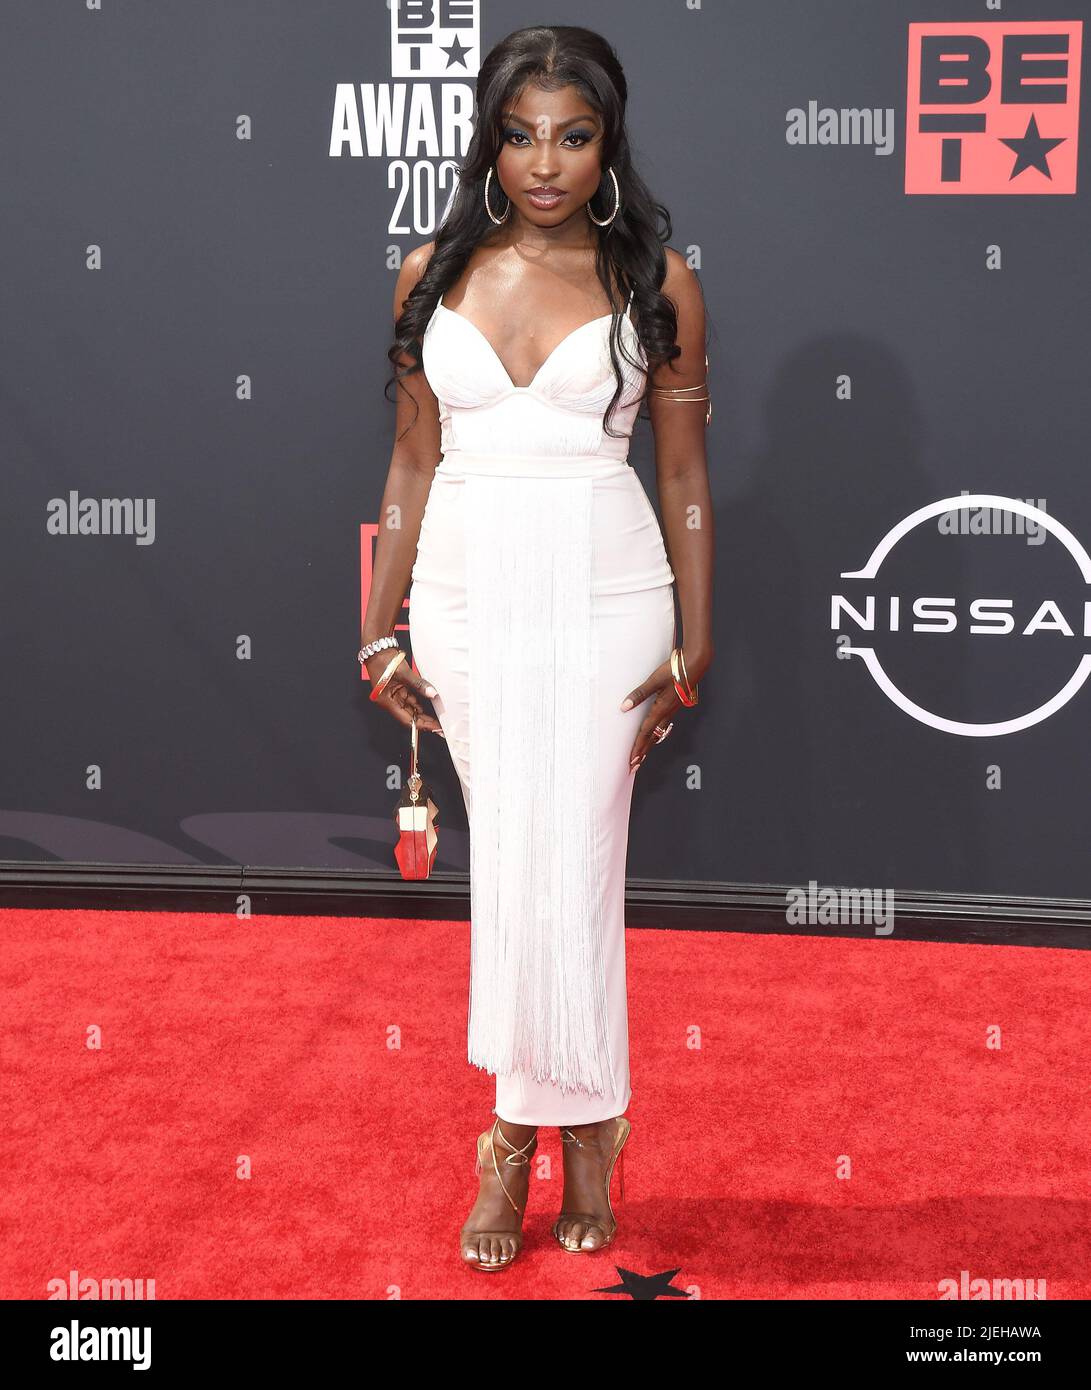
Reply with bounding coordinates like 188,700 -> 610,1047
502,127 -> 595,148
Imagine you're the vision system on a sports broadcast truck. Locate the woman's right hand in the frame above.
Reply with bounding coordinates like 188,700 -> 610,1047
365,650 -> 445,736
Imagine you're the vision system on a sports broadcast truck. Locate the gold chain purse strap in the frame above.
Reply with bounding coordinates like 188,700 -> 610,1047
393,713 -> 440,879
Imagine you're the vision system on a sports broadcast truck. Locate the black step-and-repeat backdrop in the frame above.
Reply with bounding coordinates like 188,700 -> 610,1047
1,2 -> 1086,899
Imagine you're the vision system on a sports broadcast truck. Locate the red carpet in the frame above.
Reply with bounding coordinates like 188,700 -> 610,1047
1,906 -> 1088,1300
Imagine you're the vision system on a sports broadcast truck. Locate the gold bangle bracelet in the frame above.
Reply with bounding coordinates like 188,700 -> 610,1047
670,647 -> 699,706
368,650 -> 406,701
678,645 -> 693,691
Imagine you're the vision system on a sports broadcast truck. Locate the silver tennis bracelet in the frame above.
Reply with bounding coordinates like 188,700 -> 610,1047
358,634 -> 399,665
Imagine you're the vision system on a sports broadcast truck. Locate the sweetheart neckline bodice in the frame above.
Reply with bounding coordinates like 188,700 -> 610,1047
421,288 -> 646,458
434,301 -> 620,394
426,284 -> 641,398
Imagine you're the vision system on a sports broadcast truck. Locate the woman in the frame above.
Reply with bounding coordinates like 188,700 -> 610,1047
359,25 -> 714,1271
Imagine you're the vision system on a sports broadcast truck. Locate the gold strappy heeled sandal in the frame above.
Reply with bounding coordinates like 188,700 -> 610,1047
552,1115 -> 631,1253
459,1117 -> 538,1272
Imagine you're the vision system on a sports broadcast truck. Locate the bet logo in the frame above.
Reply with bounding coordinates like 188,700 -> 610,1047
906,20 -> 1081,193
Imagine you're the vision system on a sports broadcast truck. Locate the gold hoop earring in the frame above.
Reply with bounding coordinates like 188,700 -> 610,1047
587,166 -> 620,227
484,166 -> 510,225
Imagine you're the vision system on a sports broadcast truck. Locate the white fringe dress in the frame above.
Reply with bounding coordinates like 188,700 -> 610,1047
407,287 -> 676,1125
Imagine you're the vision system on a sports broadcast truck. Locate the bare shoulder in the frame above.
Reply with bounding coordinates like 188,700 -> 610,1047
404,239 -> 437,280
647,246 -> 707,397
660,246 -> 704,319
393,239 -> 437,321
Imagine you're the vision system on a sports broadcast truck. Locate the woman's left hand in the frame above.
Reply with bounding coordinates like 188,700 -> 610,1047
621,644 -> 712,772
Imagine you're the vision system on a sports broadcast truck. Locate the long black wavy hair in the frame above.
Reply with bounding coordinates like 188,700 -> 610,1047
386,24 -> 682,443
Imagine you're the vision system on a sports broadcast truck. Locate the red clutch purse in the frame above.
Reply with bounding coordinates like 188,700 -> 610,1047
393,713 -> 439,879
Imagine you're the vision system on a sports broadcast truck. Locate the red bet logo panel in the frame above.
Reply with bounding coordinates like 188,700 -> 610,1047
906,20 -> 1082,194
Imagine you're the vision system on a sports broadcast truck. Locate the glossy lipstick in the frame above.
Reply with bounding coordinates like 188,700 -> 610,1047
527,186 -> 567,209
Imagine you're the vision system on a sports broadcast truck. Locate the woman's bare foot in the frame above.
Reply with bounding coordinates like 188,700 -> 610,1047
459,1118 -> 538,1269
553,1116 -> 628,1252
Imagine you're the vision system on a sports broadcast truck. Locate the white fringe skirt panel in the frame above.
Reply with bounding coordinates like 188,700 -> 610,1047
408,450 -> 676,1125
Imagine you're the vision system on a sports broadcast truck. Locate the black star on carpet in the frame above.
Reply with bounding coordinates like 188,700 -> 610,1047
999,112 -> 1065,180
441,36 -> 473,70
592,1266 -> 691,1300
